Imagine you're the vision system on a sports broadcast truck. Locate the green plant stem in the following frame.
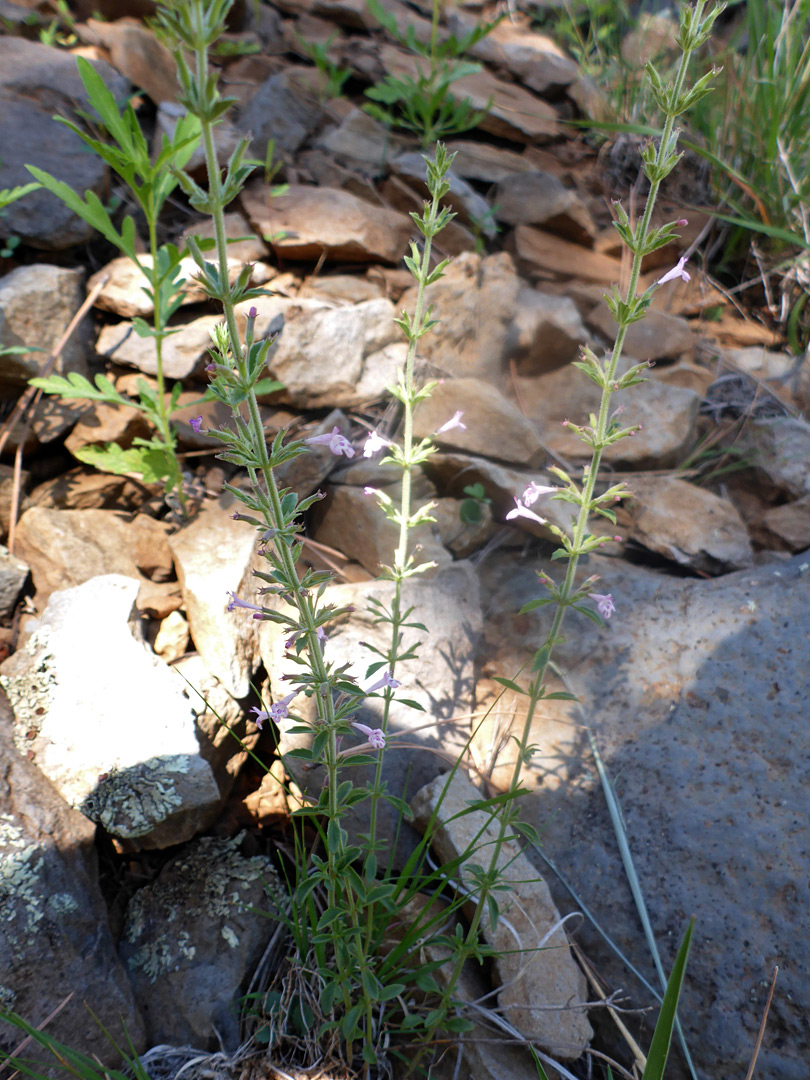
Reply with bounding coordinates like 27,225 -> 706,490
190,10 -> 347,906
410,15 -> 704,1067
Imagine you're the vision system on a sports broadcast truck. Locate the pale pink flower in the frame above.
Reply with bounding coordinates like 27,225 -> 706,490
363,429 -> 391,457
367,670 -> 401,693
352,722 -> 386,749
592,593 -> 615,619
522,481 -> 557,506
436,411 -> 466,435
305,426 -> 355,457
506,498 -> 546,527
250,690 -> 297,730
656,257 -> 690,285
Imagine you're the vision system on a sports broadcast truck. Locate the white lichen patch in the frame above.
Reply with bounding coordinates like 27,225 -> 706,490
0,816 -> 45,947
45,892 -> 79,918
80,756 -> 192,838
221,925 -> 239,948
0,984 -> 17,1010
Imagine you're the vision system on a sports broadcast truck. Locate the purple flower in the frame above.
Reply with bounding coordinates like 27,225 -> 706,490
316,626 -> 328,644
435,410 -> 466,435
227,591 -> 264,613
505,498 -> 546,527
352,722 -> 386,749
189,416 -> 203,433
367,670 -> 401,694
363,429 -> 391,458
656,257 -> 690,286
593,593 -> 615,619
253,691 -> 298,728
305,426 -> 355,458
250,706 -> 270,730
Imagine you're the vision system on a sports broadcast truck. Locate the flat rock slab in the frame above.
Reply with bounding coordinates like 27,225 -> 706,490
0,575 -> 221,849
410,771 -> 592,1060
241,180 -> 412,264
0,689 -> 145,1066
120,834 -> 281,1051
477,551 -> 810,1080
627,476 -> 753,573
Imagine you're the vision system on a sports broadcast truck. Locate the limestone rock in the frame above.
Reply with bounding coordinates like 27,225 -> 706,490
0,689 -> 145,1067
261,562 -> 482,860
262,297 -> 402,407
180,210 -> 268,265
410,770 -> 592,1060
0,38 -> 129,249
120,834 -> 281,1051
413,377 -> 545,467
241,180 -> 412,264
0,575 -> 221,849
587,301 -> 697,361
515,363 -> 700,469
96,313 -> 222,380
315,107 -> 412,174
512,226 -> 644,286
14,507 -> 174,608
0,265 -> 90,385
87,254 -> 269,319
168,495 -> 261,700
399,252 -> 521,384
311,482 -> 451,576
627,476 -> 754,573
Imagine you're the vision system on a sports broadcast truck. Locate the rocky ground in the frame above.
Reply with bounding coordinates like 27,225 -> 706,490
0,2 -> 808,1079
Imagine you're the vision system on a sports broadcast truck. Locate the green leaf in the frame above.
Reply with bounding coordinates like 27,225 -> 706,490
491,676 -> 526,695
0,182 -> 41,210
641,919 -> 695,1080
73,443 -> 172,485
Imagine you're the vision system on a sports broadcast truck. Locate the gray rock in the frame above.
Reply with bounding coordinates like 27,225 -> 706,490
507,287 -> 590,374
0,546 -> 28,620
236,66 -> 325,161
442,139 -> 534,184
494,172 -> 596,244
260,561 -> 482,860
315,107 -> 411,175
0,265 -> 90,386
0,689 -> 145,1070
476,550 -> 810,1080
0,38 -> 129,249
740,417 -> 810,498
627,476 -> 754,573
411,770 -> 592,1060
168,496 -> 262,700
120,834 -> 282,1051
0,575 -> 221,849
391,152 -> 496,236
762,495 -> 810,552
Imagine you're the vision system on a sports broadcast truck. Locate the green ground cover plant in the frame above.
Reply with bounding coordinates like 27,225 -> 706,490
0,1 -> 732,1078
